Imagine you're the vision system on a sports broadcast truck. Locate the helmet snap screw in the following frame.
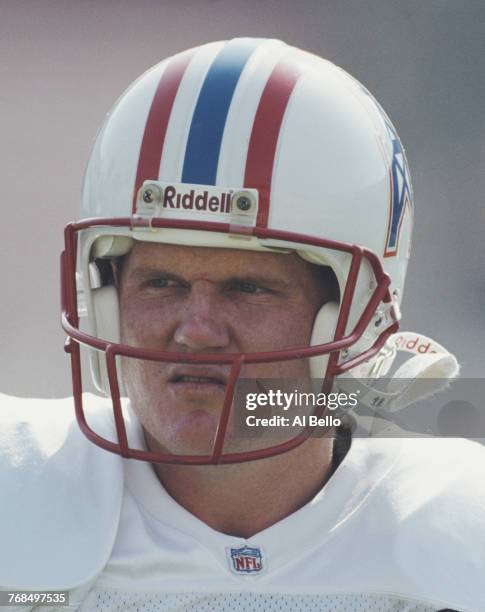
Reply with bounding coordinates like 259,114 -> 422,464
236,196 -> 251,211
143,188 -> 155,203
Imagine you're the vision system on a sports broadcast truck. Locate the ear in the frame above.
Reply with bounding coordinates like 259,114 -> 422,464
309,301 -> 339,379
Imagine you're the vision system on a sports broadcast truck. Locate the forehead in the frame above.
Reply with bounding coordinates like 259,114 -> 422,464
122,241 -> 319,283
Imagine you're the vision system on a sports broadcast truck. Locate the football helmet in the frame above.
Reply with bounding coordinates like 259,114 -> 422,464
61,38 -> 416,464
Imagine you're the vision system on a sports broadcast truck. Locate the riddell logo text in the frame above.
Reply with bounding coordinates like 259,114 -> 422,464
163,186 -> 231,213
394,335 -> 437,354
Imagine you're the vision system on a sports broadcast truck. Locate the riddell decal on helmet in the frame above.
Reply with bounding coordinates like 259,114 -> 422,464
135,181 -> 259,221
163,185 -> 232,213
227,545 -> 264,575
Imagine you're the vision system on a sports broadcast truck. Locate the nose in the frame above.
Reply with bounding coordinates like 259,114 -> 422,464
173,281 -> 231,351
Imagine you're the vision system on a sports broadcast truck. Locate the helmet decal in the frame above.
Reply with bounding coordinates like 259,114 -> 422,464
132,49 -> 195,213
345,77 -> 414,258
182,39 -> 259,185
384,119 -> 413,257
244,60 -> 301,228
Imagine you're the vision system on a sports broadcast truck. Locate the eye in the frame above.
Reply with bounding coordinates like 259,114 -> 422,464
230,281 -> 265,294
146,277 -> 176,289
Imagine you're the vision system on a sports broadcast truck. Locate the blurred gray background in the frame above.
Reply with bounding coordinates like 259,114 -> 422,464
0,0 -> 484,398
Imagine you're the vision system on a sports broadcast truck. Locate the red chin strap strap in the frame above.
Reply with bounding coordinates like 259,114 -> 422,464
61,217 -> 398,465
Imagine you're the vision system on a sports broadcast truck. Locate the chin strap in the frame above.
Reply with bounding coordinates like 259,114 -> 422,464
335,332 -> 460,412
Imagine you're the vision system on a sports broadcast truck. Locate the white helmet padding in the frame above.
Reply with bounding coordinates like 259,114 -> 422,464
91,285 -> 121,395
309,302 -> 340,379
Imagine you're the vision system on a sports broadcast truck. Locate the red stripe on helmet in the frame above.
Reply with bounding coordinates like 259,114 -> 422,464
132,50 -> 194,213
244,60 -> 301,228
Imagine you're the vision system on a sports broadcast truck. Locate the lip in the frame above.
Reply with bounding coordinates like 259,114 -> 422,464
168,366 -> 229,386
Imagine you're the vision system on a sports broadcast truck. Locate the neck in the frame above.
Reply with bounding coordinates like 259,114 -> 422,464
150,437 -> 335,538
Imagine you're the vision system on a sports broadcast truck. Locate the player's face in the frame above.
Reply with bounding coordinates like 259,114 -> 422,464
119,242 -> 328,455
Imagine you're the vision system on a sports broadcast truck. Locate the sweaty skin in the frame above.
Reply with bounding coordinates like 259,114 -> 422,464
119,242 -> 336,537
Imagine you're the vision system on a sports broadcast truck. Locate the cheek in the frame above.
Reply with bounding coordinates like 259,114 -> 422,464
235,304 -> 317,378
235,303 -> 316,351
121,357 -> 168,433
120,297 -> 173,347
121,355 -> 154,397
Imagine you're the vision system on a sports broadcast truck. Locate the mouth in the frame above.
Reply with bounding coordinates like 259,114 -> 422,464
168,368 -> 228,392
173,375 -> 226,385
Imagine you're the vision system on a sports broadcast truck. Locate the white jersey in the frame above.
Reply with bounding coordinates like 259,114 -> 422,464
1,393 -> 484,612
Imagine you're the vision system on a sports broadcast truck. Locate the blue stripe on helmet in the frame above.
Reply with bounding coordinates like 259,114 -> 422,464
182,39 -> 259,185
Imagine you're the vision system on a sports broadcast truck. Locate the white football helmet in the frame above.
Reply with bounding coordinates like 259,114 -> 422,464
62,38 -> 422,464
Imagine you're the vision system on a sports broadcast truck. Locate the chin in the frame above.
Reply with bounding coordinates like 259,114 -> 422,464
144,407 -> 221,457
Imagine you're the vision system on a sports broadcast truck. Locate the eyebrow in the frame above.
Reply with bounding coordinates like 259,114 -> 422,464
125,267 -> 291,291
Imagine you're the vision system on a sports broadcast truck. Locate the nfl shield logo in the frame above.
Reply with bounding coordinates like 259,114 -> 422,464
228,545 -> 264,574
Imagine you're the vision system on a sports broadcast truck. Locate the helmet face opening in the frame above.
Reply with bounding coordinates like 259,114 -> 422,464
61,217 -> 399,465
63,38 -> 412,464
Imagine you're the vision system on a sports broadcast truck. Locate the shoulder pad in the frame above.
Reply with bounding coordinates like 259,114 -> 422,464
387,438 -> 485,610
0,393 -> 124,590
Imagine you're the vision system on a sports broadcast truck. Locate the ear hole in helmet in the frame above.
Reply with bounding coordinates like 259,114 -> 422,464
88,255 -> 127,291
93,258 -> 117,286
317,265 -> 340,303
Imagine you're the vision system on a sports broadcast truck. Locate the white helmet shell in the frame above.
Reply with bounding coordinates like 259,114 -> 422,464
79,38 -> 413,393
